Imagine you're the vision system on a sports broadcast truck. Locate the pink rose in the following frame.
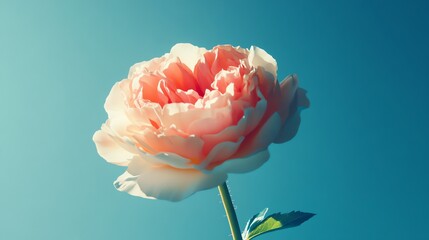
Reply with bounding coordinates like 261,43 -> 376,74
93,43 -> 309,201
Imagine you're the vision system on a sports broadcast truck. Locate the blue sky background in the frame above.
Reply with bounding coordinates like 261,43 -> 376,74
1,0 -> 428,239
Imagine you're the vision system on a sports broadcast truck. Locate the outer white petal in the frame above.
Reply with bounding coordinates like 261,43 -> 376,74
114,158 -> 227,201
93,130 -> 135,166
128,54 -> 170,78
170,43 -> 207,71
113,171 -> 154,199
212,149 -> 270,174
104,81 -> 129,118
248,46 -> 277,77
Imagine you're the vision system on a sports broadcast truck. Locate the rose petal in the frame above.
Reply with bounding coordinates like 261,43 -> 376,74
134,151 -> 192,169
93,130 -> 135,166
274,88 -> 310,143
162,96 -> 243,136
233,112 -> 282,158
248,46 -> 277,77
163,60 -> 198,92
213,149 -> 270,173
212,68 -> 242,94
176,89 -> 201,104
128,54 -> 169,79
133,129 -> 205,164
200,97 -> 266,153
170,43 -> 207,71
211,45 -> 247,73
114,159 -> 227,201
138,74 -> 164,104
194,53 -> 215,92
113,170 -> 154,199
104,80 -> 131,118
198,136 -> 244,170
278,74 -> 299,122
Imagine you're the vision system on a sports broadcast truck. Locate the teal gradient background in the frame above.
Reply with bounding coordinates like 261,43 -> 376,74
1,0 -> 428,239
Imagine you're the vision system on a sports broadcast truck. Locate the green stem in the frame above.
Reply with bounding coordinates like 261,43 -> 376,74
218,182 -> 243,240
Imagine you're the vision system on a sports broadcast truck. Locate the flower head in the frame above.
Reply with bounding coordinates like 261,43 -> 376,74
93,43 -> 309,201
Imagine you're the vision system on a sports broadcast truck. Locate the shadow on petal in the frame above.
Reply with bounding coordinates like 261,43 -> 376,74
274,88 -> 309,143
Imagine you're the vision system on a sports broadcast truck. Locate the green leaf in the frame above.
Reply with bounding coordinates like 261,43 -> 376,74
241,208 -> 315,240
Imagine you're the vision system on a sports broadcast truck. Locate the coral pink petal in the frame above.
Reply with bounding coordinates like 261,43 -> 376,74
194,53 -> 215,92
140,75 -> 163,104
199,98 -> 266,154
157,79 -> 182,105
163,61 -> 198,92
211,46 -> 247,73
187,108 -> 235,136
133,130 -> 205,164
176,89 -> 201,104
162,98 -> 241,136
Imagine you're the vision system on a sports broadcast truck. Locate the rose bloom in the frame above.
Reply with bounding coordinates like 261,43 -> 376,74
93,43 -> 309,201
